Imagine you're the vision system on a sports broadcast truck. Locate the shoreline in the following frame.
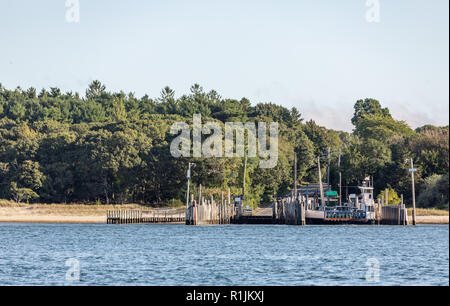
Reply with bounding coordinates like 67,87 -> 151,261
0,215 -> 448,225
0,203 -> 448,225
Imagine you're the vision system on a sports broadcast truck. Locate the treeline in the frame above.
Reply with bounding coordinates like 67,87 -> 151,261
0,81 -> 448,209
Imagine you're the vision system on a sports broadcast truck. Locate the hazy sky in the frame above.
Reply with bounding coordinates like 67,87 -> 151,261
0,0 -> 448,131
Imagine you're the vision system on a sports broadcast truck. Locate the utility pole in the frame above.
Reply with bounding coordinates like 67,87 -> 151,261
327,147 -> 331,190
338,149 -> 342,206
346,185 -> 349,203
326,147 -> 331,206
318,157 -> 325,207
228,187 -> 232,217
410,159 -> 417,226
293,152 -> 297,199
242,155 -> 248,207
186,162 -> 194,208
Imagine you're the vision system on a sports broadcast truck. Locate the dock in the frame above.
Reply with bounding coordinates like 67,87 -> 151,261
106,202 -> 410,226
107,210 -> 185,224
185,191 -> 306,226
107,191 -> 410,226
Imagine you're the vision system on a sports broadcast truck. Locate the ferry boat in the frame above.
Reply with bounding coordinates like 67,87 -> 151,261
305,178 -> 376,225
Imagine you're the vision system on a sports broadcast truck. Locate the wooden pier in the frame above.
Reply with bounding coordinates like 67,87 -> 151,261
107,188 -> 408,226
107,210 -> 185,224
185,187 -> 307,226
106,201 -> 409,226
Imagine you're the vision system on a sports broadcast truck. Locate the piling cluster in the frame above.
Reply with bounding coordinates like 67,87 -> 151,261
186,188 -> 235,225
273,195 -> 307,225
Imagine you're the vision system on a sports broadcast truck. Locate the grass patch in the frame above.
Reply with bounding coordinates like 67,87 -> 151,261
0,199 -> 183,216
407,208 -> 449,216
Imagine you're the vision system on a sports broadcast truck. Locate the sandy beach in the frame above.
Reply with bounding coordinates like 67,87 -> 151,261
0,215 -> 105,223
0,203 -> 184,224
408,216 -> 449,225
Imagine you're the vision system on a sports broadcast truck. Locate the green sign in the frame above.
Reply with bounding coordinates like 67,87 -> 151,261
326,191 -> 338,197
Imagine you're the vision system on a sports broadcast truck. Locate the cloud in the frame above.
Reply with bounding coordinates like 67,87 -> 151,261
298,99 -> 354,132
389,103 -> 449,129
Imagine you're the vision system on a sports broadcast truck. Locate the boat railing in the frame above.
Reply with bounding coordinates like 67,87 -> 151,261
324,208 -> 366,220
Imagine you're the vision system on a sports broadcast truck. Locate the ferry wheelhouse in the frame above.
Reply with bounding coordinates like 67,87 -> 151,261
305,178 -> 376,225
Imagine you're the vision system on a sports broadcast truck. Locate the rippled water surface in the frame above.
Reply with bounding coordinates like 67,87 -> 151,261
0,223 -> 448,286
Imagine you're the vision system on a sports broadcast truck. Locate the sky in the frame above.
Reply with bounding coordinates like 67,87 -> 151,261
0,0 -> 448,131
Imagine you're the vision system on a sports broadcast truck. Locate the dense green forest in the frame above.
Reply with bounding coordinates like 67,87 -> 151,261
0,81 -> 448,209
